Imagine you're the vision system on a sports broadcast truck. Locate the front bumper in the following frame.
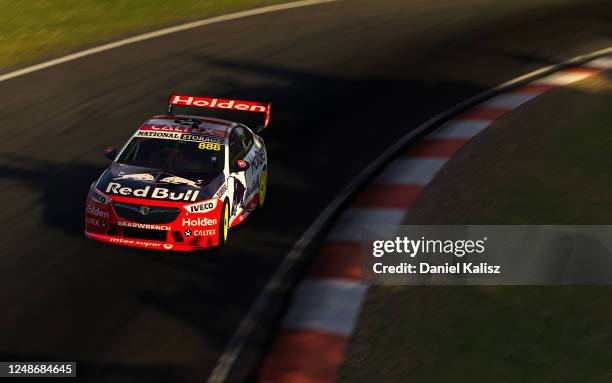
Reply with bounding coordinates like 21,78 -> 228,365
84,231 -> 214,251
84,190 -> 222,252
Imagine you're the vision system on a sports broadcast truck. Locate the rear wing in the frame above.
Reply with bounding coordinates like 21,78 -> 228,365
167,94 -> 271,129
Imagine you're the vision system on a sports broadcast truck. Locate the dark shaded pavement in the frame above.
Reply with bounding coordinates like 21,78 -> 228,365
0,0 -> 611,381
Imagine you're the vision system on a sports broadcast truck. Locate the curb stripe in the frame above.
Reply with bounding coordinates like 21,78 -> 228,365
260,330 -> 348,383
584,57 -> 612,69
532,68 -> 600,85
481,92 -> 539,108
327,208 -> 406,241
513,84 -> 558,94
427,119 -> 492,139
259,55 -> 612,383
281,279 -> 367,336
564,67 -> 602,74
307,242 -> 362,280
352,184 -> 424,208
457,107 -> 511,120
374,158 -> 447,185
403,139 -> 468,158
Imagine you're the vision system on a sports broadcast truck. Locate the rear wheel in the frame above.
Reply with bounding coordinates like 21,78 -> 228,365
218,201 -> 229,247
258,167 -> 268,209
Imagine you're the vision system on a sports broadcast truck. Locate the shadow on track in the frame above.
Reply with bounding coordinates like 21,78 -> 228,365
0,54 -> 486,383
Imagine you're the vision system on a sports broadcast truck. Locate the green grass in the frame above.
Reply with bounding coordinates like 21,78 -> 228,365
0,0 -> 289,70
341,286 -> 612,383
340,74 -> 612,382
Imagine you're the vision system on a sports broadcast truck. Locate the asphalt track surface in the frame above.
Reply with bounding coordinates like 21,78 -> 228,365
0,1 -> 611,382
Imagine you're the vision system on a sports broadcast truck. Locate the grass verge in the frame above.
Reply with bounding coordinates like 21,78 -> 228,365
340,72 -> 612,382
0,0 -> 291,70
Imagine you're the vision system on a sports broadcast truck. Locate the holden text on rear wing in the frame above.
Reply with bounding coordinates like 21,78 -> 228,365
167,94 -> 271,128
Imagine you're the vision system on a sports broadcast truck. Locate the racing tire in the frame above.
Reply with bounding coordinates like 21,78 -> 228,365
257,167 -> 268,210
218,200 -> 230,247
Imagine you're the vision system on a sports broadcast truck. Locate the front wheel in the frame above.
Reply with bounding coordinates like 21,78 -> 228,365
258,167 -> 268,209
218,201 -> 229,247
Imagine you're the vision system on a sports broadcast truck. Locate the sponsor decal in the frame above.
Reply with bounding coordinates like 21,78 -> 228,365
148,124 -> 196,133
86,217 -> 106,227
109,238 -> 163,248
250,146 -> 266,172
112,173 -> 202,188
181,133 -> 224,144
183,198 -> 217,214
143,122 -> 221,135
215,183 -> 228,198
118,221 -> 170,231
134,130 -> 182,140
113,173 -> 155,182
87,205 -> 110,219
163,243 -> 173,249
92,188 -> 111,204
105,182 -> 200,201
182,217 -> 218,227
171,95 -> 267,113
194,229 -> 216,236
184,228 -> 216,237
246,175 -> 260,201
160,176 -> 201,188
137,125 -> 224,144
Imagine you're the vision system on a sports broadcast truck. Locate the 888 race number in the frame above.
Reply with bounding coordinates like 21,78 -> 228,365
198,142 -> 221,151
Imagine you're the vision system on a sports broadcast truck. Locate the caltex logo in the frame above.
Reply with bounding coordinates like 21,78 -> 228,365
184,229 -> 192,238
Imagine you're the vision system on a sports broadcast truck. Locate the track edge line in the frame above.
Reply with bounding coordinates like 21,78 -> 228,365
0,0 -> 339,83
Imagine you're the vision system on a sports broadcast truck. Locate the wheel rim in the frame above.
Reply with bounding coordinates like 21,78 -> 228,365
223,203 -> 229,241
259,169 -> 267,206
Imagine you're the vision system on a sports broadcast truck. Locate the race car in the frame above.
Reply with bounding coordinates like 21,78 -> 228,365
84,94 -> 270,251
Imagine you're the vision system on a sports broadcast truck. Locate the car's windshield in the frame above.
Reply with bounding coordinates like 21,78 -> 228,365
117,137 -> 224,173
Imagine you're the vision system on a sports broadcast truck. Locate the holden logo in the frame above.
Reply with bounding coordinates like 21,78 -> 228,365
184,229 -> 192,238
139,206 -> 150,215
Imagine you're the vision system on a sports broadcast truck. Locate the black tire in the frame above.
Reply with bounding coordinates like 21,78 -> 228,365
257,166 -> 268,210
218,200 -> 229,247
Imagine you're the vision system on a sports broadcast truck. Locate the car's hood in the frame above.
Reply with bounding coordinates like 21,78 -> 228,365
95,163 -> 224,202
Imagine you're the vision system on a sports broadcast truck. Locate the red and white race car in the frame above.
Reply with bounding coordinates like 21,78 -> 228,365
84,95 -> 270,251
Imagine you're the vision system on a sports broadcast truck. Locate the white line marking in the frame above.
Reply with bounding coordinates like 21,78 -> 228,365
531,70 -> 597,86
282,278 -> 367,336
374,158 -> 447,186
482,92 -> 539,108
327,208 -> 406,241
428,119 -> 492,139
583,56 -> 612,70
0,0 -> 338,83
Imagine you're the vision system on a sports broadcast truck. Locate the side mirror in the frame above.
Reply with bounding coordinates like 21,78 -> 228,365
232,159 -> 250,172
104,146 -> 117,160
